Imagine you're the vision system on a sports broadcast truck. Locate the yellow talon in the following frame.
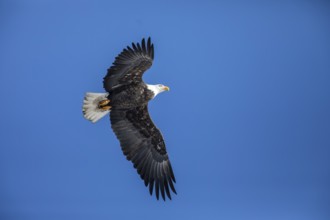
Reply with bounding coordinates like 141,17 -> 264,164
100,105 -> 111,111
98,99 -> 110,107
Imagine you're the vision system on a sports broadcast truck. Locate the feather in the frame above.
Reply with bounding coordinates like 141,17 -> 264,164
136,43 -> 142,53
141,38 -> 147,54
164,179 -> 171,200
155,179 -> 160,200
159,176 -> 165,201
149,178 -> 154,195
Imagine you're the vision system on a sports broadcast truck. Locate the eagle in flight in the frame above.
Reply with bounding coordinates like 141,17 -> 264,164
82,38 -> 176,201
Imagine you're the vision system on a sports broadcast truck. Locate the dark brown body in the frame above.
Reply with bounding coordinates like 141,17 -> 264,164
108,82 -> 154,110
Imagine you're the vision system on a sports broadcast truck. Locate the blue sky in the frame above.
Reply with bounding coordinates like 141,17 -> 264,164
1,0 -> 330,219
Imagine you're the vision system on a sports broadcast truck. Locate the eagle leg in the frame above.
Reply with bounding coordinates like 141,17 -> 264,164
98,99 -> 111,111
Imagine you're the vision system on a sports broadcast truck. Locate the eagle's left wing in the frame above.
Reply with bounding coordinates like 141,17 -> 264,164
110,105 -> 176,200
103,38 -> 154,92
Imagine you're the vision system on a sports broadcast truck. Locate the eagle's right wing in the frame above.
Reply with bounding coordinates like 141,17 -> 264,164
110,105 -> 176,201
103,38 -> 154,92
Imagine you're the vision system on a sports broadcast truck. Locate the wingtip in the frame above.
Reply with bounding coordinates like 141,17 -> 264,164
150,44 -> 154,59
131,42 -> 137,51
136,42 -> 142,52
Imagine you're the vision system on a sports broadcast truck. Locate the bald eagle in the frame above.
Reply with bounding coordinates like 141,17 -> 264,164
82,38 -> 176,201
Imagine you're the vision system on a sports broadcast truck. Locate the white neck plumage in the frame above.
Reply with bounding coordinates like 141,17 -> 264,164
146,84 -> 170,98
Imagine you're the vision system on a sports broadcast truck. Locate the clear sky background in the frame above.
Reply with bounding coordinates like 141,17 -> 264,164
1,0 -> 329,219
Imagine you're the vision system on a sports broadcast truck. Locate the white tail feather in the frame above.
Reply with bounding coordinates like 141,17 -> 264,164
83,92 -> 110,123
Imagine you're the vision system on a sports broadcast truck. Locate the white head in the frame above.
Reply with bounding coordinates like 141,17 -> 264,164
147,84 -> 170,98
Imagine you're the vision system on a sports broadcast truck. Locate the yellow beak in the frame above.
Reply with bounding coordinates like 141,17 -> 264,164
163,86 -> 170,91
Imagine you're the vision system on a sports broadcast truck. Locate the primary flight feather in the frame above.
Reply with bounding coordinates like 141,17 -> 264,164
82,38 -> 176,201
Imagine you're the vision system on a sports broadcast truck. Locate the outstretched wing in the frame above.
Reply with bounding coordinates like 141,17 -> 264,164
110,105 -> 176,200
103,38 -> 154,92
